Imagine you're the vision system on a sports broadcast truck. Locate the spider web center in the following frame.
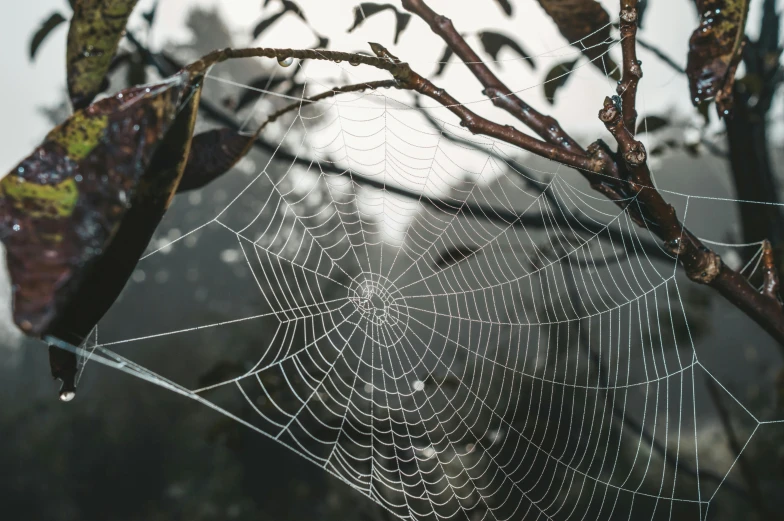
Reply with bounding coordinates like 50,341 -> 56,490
349,272 -> 409,345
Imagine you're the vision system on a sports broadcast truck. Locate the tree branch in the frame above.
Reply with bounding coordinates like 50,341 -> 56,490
617,2 -> 642,134
123,31 -> 671,262
400,0 -> 589,157
761,240 -> 781,300
127,31 -> 784,347
366,43 -> 605,175
596,0 -> 784,348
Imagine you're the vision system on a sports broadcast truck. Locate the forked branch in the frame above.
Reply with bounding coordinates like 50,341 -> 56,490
139,21 -> 784,346
400,0 -> 588,157
392,0 -> 784,346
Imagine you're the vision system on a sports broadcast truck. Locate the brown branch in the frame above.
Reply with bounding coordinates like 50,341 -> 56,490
256,79 -> 397,132
595,1 -> 784,348
365,43 -> 605,176
761,239 -> 781,300
136,37 -> 784,347
123,32 -> 672,261
190,44 -> 597,171
617,1 -> 642,134
400,0 -> 588,157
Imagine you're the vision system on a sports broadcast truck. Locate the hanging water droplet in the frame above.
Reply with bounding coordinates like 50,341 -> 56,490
349,57 -> 361,66
59,390 -> 76,402
12,224 -> 21,232
278,56 -> 294,67
17,166 -> 24,174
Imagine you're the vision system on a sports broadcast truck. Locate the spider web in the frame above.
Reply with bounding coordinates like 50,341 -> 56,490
48,18 -> 784,521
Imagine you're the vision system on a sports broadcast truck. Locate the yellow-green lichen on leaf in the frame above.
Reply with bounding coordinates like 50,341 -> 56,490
47,111 -> 108,160
0,176 -> 79,219
67,0 -> 140,109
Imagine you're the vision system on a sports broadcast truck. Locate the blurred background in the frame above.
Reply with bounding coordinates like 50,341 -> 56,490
1,0 -> 783,520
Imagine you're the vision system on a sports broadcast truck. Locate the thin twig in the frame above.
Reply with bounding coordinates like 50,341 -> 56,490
400,0 -> 590,158
125,31 -> 784,347
123,32 -> 666,258
617,1 -> 642,134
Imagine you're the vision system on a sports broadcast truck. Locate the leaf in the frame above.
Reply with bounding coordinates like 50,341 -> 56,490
650,144 -> 668,156
434,45 -> 454,77
49,344 -> 77,400
67,0 -> 140,110
235,75 -> 289,112
1,70 -> 203,340
493,0 -> 513,16
348,3 -> 412,44
177,129 -> 255,193
142,1 -> 158,26
433,245 -> 481,268
253,0 -> 307,39
252,10 -> 287,39
535,0 -> 620,79
478,31 -> 536,69
635,115 -> 670,134
126,53 -> 147,87
637,0 -> 649,28
686,0 -> 750,116
30,12 -> 68,61
543,59 -> 579,104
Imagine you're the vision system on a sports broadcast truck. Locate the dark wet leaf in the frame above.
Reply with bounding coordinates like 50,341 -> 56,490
49,344 -> 77,400
142,1 -> 158,26
30,12 -> 68,61
315,35 -> 330,49
252,10 -> 287,38
686,0 -> 750,116
635,115 -> 670,134
650,144 -> 668,156
543,59 -> 579,104
434,45 -> 454,76
478,31 -> 536,69
348,3 -> 412,44
434,245 -> 481,268
0,70 -> 203,340
494,0 -> 513,16
67,0 -> 140,110
253,0 -> 307,39
536,0 -> 620,79
177,129 -> 255,193
126,53 -> 147,87
637,0 -> 649,28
